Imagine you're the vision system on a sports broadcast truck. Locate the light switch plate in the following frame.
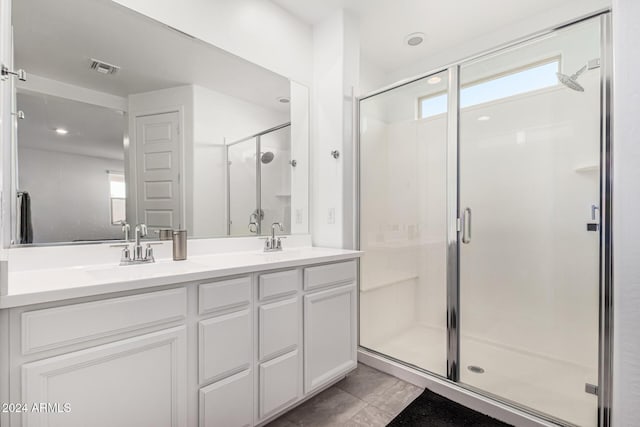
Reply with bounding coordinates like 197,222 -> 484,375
327,208 -> 335,224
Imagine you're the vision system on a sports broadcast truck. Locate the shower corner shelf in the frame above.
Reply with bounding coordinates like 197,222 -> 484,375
573,164 -> 599,173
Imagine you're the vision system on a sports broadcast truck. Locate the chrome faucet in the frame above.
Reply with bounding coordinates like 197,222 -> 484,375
112,223 -> 158,265
133,224 -> 148,260
263,222 -> 285,252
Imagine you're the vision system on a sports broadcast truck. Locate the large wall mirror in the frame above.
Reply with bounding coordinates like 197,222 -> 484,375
10,0 -> 309,245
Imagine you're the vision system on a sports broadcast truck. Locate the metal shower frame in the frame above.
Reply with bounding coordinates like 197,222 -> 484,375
355,10 -> 613,427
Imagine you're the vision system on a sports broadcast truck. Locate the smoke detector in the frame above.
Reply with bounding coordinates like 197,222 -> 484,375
404,32 -> 425,47
89,58 -> 120,75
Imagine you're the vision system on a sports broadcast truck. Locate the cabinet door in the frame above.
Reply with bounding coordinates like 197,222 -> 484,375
259,350 -> 300,420
304,284 -> 357,393
200,369 -> 253,427
21,326 -> 187,427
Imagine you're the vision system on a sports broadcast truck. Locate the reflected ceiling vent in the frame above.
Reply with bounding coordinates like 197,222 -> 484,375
89,58 -> 120,75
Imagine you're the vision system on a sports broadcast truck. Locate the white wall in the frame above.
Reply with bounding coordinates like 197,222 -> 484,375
18,147 -> 124,243
289,81 -> 310,235
311,9 -> 359,249
612,0 -> 640,425
358,55 -> 388,97
111,0 -> 312,85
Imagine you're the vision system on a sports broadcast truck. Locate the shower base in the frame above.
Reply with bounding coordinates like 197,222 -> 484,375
369,324 -> 597,427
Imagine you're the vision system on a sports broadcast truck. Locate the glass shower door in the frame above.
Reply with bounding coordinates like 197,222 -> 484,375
458,17 -> 602,426
359,70 -> 449,376
228,138 -> 258,236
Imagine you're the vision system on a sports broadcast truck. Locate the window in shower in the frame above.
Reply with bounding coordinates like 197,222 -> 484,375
359,69 -> 449,376
419,59 -> 559,119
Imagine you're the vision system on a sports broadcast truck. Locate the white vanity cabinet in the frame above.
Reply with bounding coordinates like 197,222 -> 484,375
22,327 -> 187,427
13,288 -> 189,427
198,275 -> 254,427
303,261 -> 358,393
255,269 -> 302,422
2,258 -> 359,427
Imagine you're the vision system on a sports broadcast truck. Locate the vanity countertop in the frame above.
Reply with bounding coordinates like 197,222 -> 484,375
1,247 -> 362,308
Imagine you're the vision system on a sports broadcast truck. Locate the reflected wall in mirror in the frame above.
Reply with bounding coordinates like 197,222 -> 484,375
11,0 -> 309,245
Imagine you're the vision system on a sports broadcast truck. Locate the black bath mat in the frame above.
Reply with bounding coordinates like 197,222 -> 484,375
387,388 -> 512,426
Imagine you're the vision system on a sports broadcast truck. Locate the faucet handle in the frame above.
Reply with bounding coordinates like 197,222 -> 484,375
144,243 -> 156,262
135,223 -> 148,237
119,221 -> 131,241
110,244 -> 132,264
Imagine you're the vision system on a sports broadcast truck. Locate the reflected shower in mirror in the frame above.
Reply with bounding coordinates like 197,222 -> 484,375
11,0 -> 309,245
227,123 -> 292,237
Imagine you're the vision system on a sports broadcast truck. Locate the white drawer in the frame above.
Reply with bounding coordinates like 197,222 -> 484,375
258,269 -> 299,301
259,349 -> 300,420
21,288 -> 187,354
200,369 -> 252,427
199,309 -> 251,384
258,297 -> 299,361
199,276 -> 251,315
303,261 -> 357,291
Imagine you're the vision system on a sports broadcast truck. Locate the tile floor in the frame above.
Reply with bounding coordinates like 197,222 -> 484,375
267,363 -> 423,427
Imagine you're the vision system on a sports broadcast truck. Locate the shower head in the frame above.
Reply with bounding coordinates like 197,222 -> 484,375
556,65 -> 587,92
260,151 -> 275,164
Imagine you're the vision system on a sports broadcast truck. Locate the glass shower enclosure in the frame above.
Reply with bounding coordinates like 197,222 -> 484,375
358,13 -> 611,427
227,123 -> 292,236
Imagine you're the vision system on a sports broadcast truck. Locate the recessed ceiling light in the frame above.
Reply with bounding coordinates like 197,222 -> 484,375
277,97 -> 290,104
405,32 -> 425,47
477,116 -> 491,121
427,76 -> 442,85
55,128 -> 68,135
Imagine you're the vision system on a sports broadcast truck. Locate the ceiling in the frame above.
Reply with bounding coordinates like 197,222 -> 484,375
271,0 -> 608,73
13,0 -> 290,112
17,92 -> 126,161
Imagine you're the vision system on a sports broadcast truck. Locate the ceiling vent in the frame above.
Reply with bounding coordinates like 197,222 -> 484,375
89,58 -> 120,75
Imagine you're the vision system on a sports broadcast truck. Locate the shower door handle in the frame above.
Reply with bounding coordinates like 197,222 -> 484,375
462,207 -> 472,244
